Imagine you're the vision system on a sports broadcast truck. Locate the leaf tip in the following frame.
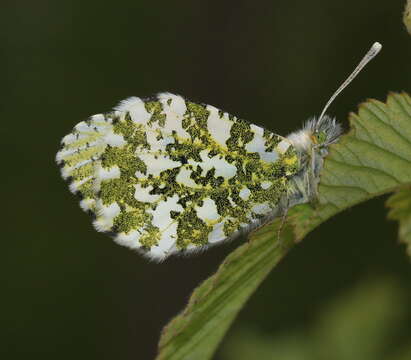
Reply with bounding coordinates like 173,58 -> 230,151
404,0 -> 411,35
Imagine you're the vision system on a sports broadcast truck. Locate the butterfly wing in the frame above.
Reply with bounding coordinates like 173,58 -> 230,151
56,93 -> 299,260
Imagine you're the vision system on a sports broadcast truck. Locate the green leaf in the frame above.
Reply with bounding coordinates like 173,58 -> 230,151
156,93 -> 411,360
313,278 -> 406,360
386,186 -> 411,257
404,0 -> 411,35
220,277 -> 409,360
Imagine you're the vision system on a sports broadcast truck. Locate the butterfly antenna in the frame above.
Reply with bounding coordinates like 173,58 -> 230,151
317,42 -> 382,125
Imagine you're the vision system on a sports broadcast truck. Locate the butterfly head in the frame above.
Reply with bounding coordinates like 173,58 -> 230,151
310,115 -> 342,148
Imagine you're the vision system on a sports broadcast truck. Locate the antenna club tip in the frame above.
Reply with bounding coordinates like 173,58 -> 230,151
372,42 -> 382,51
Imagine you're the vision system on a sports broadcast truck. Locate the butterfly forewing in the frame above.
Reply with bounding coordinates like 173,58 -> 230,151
56,93 -> 299,260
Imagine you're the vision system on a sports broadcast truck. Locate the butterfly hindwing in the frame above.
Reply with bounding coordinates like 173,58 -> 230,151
56,93 -> 300,260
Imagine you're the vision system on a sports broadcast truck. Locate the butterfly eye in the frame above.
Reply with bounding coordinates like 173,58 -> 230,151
314,131 -> 327,144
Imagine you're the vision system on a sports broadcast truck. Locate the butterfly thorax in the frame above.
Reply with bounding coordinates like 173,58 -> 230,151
285,115 -> 342,204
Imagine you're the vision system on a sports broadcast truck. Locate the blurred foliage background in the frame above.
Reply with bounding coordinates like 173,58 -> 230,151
2,0 -> 411,359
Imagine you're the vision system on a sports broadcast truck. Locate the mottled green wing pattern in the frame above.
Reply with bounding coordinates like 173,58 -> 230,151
56,93 -> 299,260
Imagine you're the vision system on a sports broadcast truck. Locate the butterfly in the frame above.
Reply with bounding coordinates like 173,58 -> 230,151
56,42 -> 381,261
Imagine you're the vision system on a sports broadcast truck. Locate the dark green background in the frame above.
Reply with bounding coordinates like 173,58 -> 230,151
2,1 -> 411,359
